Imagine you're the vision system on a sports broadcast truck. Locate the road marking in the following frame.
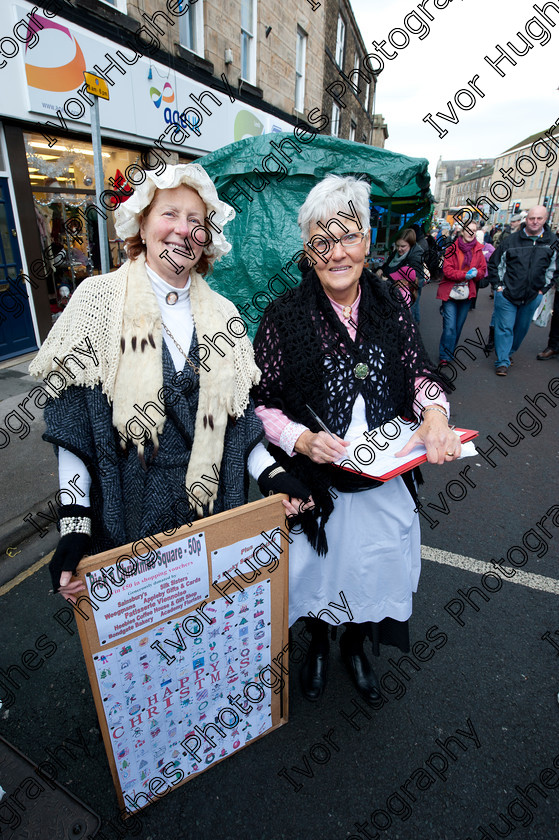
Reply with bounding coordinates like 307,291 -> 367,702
423,545 -> 559,595
2,545 -> 557,598
0,551 -> 53,597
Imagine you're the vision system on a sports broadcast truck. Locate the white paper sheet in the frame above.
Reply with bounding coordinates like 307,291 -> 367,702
86,533 -> 210,646
334,417 -> 477,480
210,529 -> 285,584
92,580 -> 273,811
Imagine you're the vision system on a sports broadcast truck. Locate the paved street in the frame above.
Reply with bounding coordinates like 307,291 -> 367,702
0,353 -> 58,523
1,283 -> 558,839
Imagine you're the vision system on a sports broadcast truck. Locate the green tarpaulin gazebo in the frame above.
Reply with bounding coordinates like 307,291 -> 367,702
200,131 -> 432,335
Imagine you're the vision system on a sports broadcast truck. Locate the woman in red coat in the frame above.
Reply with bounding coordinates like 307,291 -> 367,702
437,223 -> 486,364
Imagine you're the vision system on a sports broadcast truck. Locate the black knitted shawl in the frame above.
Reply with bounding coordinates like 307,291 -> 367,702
253,266 -> 450,553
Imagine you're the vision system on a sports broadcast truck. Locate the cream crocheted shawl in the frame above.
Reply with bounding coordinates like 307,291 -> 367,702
29,254 -> 261,512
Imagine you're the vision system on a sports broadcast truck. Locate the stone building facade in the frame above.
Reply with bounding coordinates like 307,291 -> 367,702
203,0 -> 325,118
320,0 -> 379,145
436,122 -> 559,229
82,0 -> 325,122
445,165 -> 495,216
488,124 -> 559,229
434,158 -> 494,219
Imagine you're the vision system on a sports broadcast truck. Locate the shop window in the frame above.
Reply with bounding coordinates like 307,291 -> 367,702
25,133 -> 140,319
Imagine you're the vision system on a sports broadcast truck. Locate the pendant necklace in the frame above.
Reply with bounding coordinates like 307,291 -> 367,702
344,303 -> 368,378
161,321 -> 199,374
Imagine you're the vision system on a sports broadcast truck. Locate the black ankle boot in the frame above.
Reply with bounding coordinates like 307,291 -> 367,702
340,623 -> 381,703
485,326 -> 495,352
300,619 -> 329,701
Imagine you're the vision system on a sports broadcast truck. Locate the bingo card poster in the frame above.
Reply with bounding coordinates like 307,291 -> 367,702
73,497 -> 290,814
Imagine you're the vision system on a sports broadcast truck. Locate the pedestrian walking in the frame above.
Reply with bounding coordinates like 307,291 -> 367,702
437,223 -> 486,365
536,288 -> 559,360
376,229 -> 425,318
488,206 -> 558,376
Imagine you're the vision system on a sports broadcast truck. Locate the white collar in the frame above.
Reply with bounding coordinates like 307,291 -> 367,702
145,263 -> 191,305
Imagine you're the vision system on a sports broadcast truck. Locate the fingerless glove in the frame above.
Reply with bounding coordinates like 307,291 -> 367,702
49,504 -> 92,592
257,463 -> 311,502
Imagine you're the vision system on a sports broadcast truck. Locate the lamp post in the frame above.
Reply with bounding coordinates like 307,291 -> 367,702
549,170 -> 559,229
84,71 -> 110,275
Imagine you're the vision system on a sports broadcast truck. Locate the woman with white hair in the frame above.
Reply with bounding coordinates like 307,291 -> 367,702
254,175 -> 459,702
32,164 -> 307,599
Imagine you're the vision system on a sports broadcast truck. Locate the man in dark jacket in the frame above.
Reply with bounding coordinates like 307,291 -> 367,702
496,214 -> 522,248
488,206 -> 558,375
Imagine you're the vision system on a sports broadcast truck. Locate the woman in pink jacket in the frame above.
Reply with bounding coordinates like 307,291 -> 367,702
437,223 -> 486,365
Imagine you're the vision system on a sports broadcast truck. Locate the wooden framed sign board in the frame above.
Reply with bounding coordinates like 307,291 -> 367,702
72,496 -> 290,814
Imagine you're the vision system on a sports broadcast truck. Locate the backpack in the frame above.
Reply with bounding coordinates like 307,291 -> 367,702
425,238 -> 443,276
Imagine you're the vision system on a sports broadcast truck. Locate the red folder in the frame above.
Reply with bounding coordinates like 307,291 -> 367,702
334,425 -> 479,482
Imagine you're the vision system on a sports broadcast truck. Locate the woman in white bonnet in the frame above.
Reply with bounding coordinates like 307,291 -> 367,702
31,164 -> 308,600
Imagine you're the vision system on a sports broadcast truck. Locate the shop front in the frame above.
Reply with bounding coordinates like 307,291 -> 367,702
25,132 -> 160,312
0,124 -> 186,361
0,146 -> 37,361
0,0 -> 292,361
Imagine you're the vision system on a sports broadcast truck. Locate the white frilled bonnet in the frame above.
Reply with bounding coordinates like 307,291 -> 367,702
114,162 -> 235,262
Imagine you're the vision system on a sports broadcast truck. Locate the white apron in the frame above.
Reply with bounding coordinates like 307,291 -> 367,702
288,396 -> 421,627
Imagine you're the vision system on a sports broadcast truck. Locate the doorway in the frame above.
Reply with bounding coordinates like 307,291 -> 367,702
0,178 -> 37,361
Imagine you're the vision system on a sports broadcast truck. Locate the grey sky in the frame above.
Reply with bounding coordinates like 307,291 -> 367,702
350,0 -> 558,178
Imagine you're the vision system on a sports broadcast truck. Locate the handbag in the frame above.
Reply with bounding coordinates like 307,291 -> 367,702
533,289 -> 554,328
390,266 -> 418,304
448,247 -> 471,301
449,283 -> 470,301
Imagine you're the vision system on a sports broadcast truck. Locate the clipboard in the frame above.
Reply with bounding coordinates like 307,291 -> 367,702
333,418 -> 479,482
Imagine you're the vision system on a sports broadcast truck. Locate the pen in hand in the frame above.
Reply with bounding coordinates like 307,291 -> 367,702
303,404 -> 349,464
305,403 -> 336,438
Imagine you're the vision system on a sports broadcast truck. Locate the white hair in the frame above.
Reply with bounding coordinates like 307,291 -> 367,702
297,175 -> 370,241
